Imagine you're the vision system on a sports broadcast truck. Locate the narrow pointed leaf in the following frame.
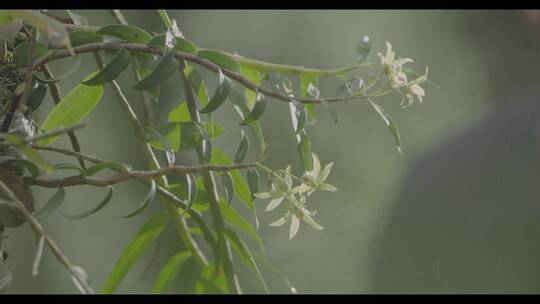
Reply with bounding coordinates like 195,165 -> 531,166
222,171 -> 234,204
211,148 -> 254,212
133,51 -> 177,91
102,213 -> 170,294
239,66 -> 261,109
298,132 -> 313,172
247,168 -> 260,200
224,229 -> 269,293
33,56 -> 82,84
35,187 -> 65,218
68,30 -> 103,47
199,69 -> 231,114
369,100 -> 402,155
97,24 -> 152,43
82,48 -> 131,86
1,10 -> 70,48
151,252 -> 193,294
186,173 -> 197,210
240,92 -> 266,126
197,49 -> 240,72
117,180 -> 156,218
234,130 -> 249,164
168,102 -> 191,122
183,65 -> 209,106
84,162 -> 131,176
228,87 -> 267,157
219,200 -> 264,252
40,72 -> 104,146
144,127 -> 175,166
63,186 -> 114,220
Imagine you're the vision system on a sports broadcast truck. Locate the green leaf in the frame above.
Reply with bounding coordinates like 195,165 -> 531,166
102,212 -> 170,294
39,72 -> 104,146
63,186 -> 114,220
197,123 -> 212,164
221,171 -> 234,204
54,163 -> 85,174
234,130 -> 249,164
194,262 -> 228,294
240,92 -> 267,126
183,65 -> 209,107
35,187 -> 65,218
97,24 -> 152,44
82,48 -> 132,86
168,102 -> 191,122
357,35 -> 371,62
145,121 -> 223,152
68,30 -> 103,47
219,200 -> 264,252
12,42 -> 49,65
151,251 -> 193,294
173,37 -> 198,55
33,56 -> 82,84
197,49 -> 240,72
84,162 -> 131,176
168,180 -> 209,213
5,135 -> 54,174
247,168 -> 260,200
117,180 -> 157,218
224,229 -> 269,293
133,51 -> 177,91
299,73 -> 318,120
369,100 -> 402,155
298,131 -> 313,172
144,127 -> 175,166
26,83 -> 47,111
211,148 -> 254,213
199,69 -> 231,114
239,66 -> 261,110
228,87 -> 267,157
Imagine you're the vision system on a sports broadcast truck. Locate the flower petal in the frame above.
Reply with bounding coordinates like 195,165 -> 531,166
265,197 -> 285,212
318,183 -> 338,192
311,153 -> 321,177
301,211 -> 325,231
269,215 -> 288,227
254,192 -> 271,199
289,214 -> 300,240
318,162 -> 334,182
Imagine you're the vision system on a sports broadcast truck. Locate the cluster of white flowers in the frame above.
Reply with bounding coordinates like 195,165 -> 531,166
377,41 -> 429,108
255,153 -> 337,240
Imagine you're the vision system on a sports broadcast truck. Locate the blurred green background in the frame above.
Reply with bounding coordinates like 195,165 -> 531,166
4,10 -> 540,293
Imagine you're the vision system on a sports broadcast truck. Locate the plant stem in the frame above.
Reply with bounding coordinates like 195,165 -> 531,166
157,9 -> 241,293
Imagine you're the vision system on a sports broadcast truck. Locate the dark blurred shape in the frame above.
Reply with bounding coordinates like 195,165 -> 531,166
0,167 -> 34,229
368,11 -> 540,293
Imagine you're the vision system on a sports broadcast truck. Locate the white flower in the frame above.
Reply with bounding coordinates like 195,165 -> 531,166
402,67 -> 428,108
377,41 -> 413,87
293,153 -> 337,195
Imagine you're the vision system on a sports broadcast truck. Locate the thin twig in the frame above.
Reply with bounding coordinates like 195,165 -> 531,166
0,180 -> 93,294
27,161 -> 258,188
33,43 -> 366,105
